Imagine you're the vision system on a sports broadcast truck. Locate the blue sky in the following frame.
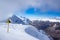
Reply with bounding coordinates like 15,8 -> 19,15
0,0 -> 60,20
15,6 -> 60,19
25,7 -> 60,17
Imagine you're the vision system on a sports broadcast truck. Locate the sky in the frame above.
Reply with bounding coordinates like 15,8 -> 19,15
0,0 -> 60,21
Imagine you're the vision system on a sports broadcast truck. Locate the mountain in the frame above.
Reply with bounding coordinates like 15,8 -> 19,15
19,16 -> 32,25
7,15 -> 32,25
9,15 -> 25,24
31,19 -> 60,30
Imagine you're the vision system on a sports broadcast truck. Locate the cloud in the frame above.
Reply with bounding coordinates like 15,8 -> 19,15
18,0 -> 60,12
0,0 -> 60,21
0,0 -> 20,21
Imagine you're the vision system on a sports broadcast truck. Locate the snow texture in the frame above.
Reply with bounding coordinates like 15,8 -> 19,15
0,23 -> 50,40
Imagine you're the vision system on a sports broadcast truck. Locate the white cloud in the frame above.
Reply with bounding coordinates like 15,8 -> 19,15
0,0 -> 20,21
0,0 -> 60,21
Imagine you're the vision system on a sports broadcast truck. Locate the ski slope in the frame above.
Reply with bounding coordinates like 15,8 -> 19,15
0,23 -> 50,40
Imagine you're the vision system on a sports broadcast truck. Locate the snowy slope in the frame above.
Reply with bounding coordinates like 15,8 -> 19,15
0,23 -> 50,40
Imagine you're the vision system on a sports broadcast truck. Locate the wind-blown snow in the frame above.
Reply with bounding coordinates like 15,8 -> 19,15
0,23 -> 50,40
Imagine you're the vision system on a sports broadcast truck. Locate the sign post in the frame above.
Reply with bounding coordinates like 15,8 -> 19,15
6,19 -> 11,33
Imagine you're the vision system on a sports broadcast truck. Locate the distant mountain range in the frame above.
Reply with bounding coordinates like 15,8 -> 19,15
0,15 -> 60,24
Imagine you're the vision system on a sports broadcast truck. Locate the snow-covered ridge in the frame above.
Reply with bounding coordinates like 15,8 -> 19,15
0,23 -> 50,40
0,23 -> 38,40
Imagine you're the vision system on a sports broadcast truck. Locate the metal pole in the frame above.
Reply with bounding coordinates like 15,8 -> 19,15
7,23 -> 9,33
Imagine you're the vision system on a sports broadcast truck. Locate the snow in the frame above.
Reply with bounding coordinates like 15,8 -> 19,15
0,23 -> 50,40
25,27 -> 50,40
